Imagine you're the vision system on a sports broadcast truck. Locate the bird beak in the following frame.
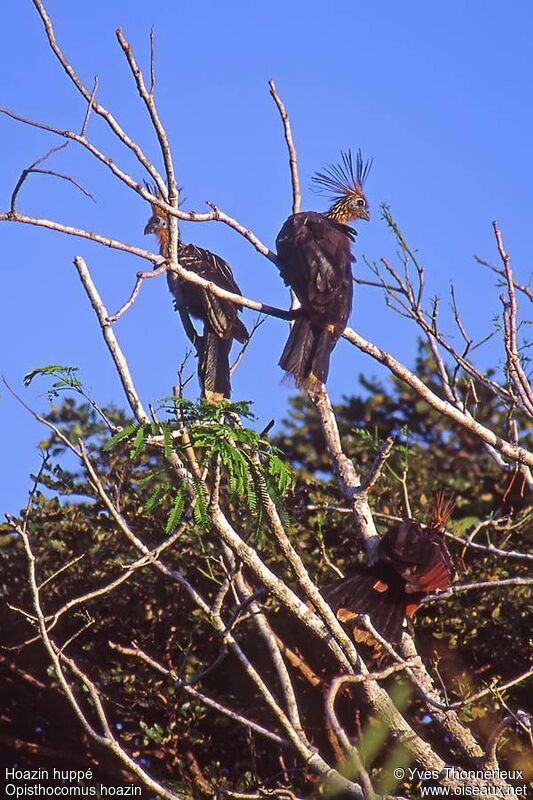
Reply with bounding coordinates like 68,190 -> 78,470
360,208 -> 370,222
144,219 -> 156,235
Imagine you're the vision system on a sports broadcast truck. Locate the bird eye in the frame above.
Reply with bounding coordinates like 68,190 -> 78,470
356,198 -> 366,207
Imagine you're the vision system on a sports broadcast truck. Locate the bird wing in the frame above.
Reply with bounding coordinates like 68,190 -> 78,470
276,212 -> 354,321
178,244 -> 247,341
378,522 -> 455,593
322,568 -> 407,644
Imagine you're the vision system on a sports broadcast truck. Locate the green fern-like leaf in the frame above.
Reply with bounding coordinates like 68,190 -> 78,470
145,482 -> 171,512
192,477 -> 209,530
165,489 -> 187,533
104,423 -> 140,450
129,424 -> 147,459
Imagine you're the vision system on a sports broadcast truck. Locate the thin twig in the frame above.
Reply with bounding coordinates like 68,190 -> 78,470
149,28 -> 156,96
360,436 -> 395,492
269,80 -> 301,215
107,265 -> 168,322
230,314 -> 267,374
484,711 -> 531,769
343,326 -> 533,470
31,0 -> 167,194
474,254 -> 533,303
419,576 -> 532,606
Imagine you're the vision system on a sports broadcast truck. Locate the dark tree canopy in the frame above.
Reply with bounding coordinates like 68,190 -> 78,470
1,355 -> 530,795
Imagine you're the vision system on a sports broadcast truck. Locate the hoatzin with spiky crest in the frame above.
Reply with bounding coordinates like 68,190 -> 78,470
323,494 -> 456,645
144,188 -> 248,402
276,149 -> 371,388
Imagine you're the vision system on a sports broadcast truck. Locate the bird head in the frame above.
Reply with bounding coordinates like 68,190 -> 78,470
144,213 -> 169,237
312,149 -> 372,224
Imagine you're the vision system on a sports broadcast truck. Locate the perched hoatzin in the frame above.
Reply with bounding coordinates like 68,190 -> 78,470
275,149 -> 371,388
144,190 -> 248,402
323,495 -> 456,644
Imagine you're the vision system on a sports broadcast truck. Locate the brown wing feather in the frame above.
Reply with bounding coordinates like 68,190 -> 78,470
276,212 -> 354,329
175,243 -> 248,342
323,519 -> 456,646
378,521 -> 455,594
322,568 -> 407,644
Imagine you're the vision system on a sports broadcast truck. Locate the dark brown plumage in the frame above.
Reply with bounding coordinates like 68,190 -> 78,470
144,191 -> 248,401
323,494 -> 456,644
276,150 -> 371,388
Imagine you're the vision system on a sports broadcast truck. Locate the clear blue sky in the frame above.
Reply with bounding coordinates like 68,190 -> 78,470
1,1 -> 532,514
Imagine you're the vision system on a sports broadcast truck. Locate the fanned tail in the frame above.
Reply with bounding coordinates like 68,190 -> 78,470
232,316 -> 249,345
322,572 -> 406,644
279,317 -> 337,388
198,329 -> 232,402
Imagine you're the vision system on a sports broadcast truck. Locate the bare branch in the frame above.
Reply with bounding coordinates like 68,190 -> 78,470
311,384 -> 381,562
9,76 -> 99,212
109,641 -> 290,747
73,256 -> 149,423
360,435 -> 395,492
269,80 -> 301,215
484,710 -> 531,769
343,326 -> 533,470
0,209 -> 160,261
474,254 -> 533,303
10,144 -> 94,213
444,529 -> 533,563
230,314 -> 267,374
107,265 -> 168,322
418,576 -> 532,606
31,0 -> 167,194
494,222 -> 533,416
149,28 -> 156,96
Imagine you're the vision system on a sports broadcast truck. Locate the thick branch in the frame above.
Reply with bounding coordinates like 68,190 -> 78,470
73,256 -> 148,423
343,327 -> 533,469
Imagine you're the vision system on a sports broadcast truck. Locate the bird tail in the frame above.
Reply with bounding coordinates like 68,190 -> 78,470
322,571 -> 406,644
232,316 -> 249,345
198,329 -> 232,402
279,317 -> 338,388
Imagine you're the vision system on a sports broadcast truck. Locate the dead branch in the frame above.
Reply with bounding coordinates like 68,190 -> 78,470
474,256 -> 533,304
31,0 -> 167,194
269,80 -> 301,215
484,710 -> 531,770
109,641 -> 290,748
73,256 -> 149,423
418,576 -> 532,606
494,222 -> 533,416
343,326 -> 533,472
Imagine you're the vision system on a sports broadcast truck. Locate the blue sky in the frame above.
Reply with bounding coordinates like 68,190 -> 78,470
1,1 -> 532,513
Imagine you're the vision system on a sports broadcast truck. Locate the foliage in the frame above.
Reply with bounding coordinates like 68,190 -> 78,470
0,352 -> 531,794
102,395 -> 294,533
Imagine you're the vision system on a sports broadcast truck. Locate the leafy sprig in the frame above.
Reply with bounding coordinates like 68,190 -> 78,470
105,398 -> 293,533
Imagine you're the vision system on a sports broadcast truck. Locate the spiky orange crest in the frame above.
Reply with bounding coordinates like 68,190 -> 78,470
431,490 -> 456,532
312,149 -> 372,224
144,180 -> 169,220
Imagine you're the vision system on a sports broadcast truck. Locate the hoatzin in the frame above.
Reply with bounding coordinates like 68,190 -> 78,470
276,149 -> 371,388
323,494 -> 456,644
144,190 -> 248,402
